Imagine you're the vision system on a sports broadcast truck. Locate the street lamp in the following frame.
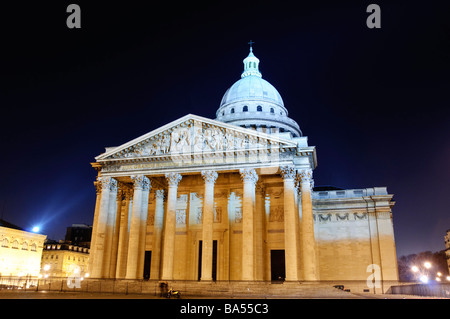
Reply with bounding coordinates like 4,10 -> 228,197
424,262 -> 431,269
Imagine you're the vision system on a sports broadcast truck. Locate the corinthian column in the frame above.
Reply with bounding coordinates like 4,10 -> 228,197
116,188 -> 133,279
150,189 -> 165,279
137,177 -> 151,279
161,172 -> 182,280
298,169 -> 318,281
239,168 -> 258,281
201,170 -> 218,281
280,166 -> 299,281
125,175 -> 151,279
87,179 -> 102,277
90,176 -> 117,278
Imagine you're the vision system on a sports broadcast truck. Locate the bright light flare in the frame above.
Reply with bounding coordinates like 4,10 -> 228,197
419,275 -> 429,283
424,262 -> 432,269
32,226 -> 40,233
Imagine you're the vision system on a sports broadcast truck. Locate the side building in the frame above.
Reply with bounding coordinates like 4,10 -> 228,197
41,241 -> 90,278
445,229 -> 450,274
0,219 -> 46,287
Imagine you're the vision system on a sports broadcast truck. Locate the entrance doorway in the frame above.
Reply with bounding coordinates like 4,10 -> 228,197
198,240 -> 217,281
143,251 -> 152,280
270,250 -> 285,282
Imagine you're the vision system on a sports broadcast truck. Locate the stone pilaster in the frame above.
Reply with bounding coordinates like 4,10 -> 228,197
200,170 -> 218,281
239,168 -> 258,281
280,166 -> 299,281
298,169 -> 318,281
161,173 -> 182,280
254,184 -> 266,280
125,175 -> 150,279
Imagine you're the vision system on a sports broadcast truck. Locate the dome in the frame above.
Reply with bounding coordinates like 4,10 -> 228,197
219,76 -> 285,109
216,46 -> 302,137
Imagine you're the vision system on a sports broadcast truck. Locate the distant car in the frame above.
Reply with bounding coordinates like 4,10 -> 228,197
333,285 -> 344,290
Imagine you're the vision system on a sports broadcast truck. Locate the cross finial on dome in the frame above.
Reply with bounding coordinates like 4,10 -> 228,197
248,40 -> 255,52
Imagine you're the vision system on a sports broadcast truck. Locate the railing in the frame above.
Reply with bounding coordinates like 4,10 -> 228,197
312,187 -> 388,200
390,283 -> 450,298
0,276 -> 161,295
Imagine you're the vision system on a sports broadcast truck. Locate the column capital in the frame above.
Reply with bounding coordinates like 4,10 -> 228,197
298,169 -> 314,190
239,168 -> 258,184
123,187 -> 133,200
131,175 -> 151,191
201,170 -> 218,184
298,168 -> 313,182
98,176 -> 118,192
155,189 -> 165,200
94,180 -> 102,195
165,172 -> 182,187
280,166 -> 296,180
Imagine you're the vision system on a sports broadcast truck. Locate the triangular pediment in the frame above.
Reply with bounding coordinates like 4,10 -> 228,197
96,114 -> 298,163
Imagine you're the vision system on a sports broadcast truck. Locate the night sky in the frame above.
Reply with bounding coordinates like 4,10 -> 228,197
1,1 -> 449,258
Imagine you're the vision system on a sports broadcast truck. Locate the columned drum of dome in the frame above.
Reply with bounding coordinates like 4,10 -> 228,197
216,48 -> 302,137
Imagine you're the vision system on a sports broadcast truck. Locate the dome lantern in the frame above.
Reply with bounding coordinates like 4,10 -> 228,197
241,43 -> 262,78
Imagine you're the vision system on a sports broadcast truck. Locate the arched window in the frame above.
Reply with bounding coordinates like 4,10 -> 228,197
257,105 -> 262,112
31,243 -> 37,251
22,241 -> 28,250
231,108 -> 234,114
243,106 -> 248,112
270,108 -> 274,114
1,238 -> 9,248
12,240 -> 19,249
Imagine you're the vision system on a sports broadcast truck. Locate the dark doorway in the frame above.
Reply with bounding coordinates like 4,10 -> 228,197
143,251 -> 152,280
270,250 -> 285,282
198,240 -> 217,281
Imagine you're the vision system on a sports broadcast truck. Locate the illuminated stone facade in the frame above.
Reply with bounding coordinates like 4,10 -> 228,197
41,242 -> 90,278
87,49 -> 399,292
0,220 -> 46,281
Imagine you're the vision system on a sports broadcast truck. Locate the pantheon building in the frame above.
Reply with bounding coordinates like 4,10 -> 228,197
87,47 -> 399,290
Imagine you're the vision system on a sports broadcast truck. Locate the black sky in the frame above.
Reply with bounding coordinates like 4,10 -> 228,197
0,1 -> 449,257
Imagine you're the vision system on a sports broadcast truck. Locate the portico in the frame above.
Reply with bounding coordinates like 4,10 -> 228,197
88,131 -> 318,282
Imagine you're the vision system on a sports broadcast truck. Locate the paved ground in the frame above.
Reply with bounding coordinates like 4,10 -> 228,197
0,290 -> 446,299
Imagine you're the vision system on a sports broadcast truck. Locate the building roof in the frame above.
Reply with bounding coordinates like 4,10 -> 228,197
0,218 -> 24,231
